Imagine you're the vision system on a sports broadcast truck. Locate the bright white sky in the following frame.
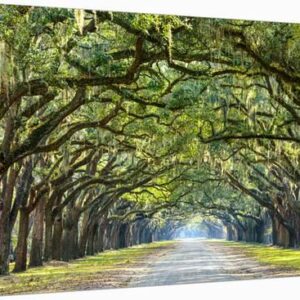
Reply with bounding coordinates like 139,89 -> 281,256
0,0 -> 300,23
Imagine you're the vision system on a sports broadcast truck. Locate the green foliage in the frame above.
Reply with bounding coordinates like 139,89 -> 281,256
1,6 -> 300,277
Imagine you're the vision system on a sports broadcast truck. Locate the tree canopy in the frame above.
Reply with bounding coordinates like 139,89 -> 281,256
0,5 -> 300,275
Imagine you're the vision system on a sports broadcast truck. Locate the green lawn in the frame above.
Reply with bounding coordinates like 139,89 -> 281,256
218,240 -> 300,270
0,241 -> 176,296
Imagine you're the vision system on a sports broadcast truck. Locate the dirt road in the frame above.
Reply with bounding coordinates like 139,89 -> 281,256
128,238 -> 297,287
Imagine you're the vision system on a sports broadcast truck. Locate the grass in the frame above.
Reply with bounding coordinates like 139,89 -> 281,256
0,241 -> 176,296
217,240 -> 300,271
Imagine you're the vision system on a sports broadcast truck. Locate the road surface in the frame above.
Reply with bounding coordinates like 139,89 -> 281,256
128,238 -> 289,287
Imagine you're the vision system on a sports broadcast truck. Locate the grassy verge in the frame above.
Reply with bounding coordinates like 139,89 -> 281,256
0,241 -> 176,296
217,240 -> 300,271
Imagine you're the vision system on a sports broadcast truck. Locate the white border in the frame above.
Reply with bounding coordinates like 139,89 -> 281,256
0,0 -> 300,299
1,277 -> 300,300
0,0 -> 299,23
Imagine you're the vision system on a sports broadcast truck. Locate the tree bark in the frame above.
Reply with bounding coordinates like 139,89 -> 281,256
29,197 -> 45,267
61,209 -> 80,261
86,223 -> 98,255
13,208 -> 30,272
44,213 -> 53,261
52,212 -> 63,260
78,210 -> 90,257
0,166 -> 19,275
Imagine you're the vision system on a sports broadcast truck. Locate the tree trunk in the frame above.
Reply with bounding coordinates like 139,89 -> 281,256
86,223 -> 98,255
13,208 -> 30,272
61,227 -> 75,261
94,219 -> 106,253
111,223 -> 120,249
102,224 -> 110,250
255,221 -> 265,243
226,224 -> 235,241
44,213 -> 53,261
12,158 -> 34,272
30,198 -> 45,267
271,213 -> 290,247
78,211 -> 90,258
61,211 -> 79,261
72,224 -> 80,259
118,223 -> 127,249
0,166 -> 19,275
52,213 -> 63,260
132,222 -> 141,245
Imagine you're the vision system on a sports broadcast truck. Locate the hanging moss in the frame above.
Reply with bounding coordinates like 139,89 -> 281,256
0,41 -> 8,93
74,9 -> 85,35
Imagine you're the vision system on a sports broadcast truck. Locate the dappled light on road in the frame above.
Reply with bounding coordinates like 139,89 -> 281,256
128,239 -> 300,287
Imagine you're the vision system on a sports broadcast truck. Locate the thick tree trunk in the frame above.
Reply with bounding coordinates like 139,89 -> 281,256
103,224 -> 111,250
77,154 -> 101,257
0,166 -> 19,275
103,223 -> 113,250
44,213 -> 53,261
61,209 -> 80,261
30,198 -> 45,267
255,221 -> 265,243
235,224 -> 245,241
52,213 -> 63,260
94,224 -> 101,253
72,224 -> 80,259
78,211 -> 90,258
226,224 -> 235,241
61,227 -> 77,261
134,222 -> 142,244
139,222 -> 149,244
0,228 -> 12,275
94,219 -> 106,253
144,227 -> 153,243
118,223 -> 127,249
13,208 -> 30,272
271,215 -> 278,246
111,223 -> 120,249
12,158 -> 34,272
86,223 -> 98,255
125,223 -> 133,247
295,215 -> 300,248
278,224 -> 290,247
271,213 -> 290,247
242,220 -> 257,243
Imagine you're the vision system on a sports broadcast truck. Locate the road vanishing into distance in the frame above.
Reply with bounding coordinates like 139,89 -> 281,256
128,238 -> 292,287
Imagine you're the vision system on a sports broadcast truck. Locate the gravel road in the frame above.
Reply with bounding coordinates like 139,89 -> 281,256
128,238 -> 296,287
